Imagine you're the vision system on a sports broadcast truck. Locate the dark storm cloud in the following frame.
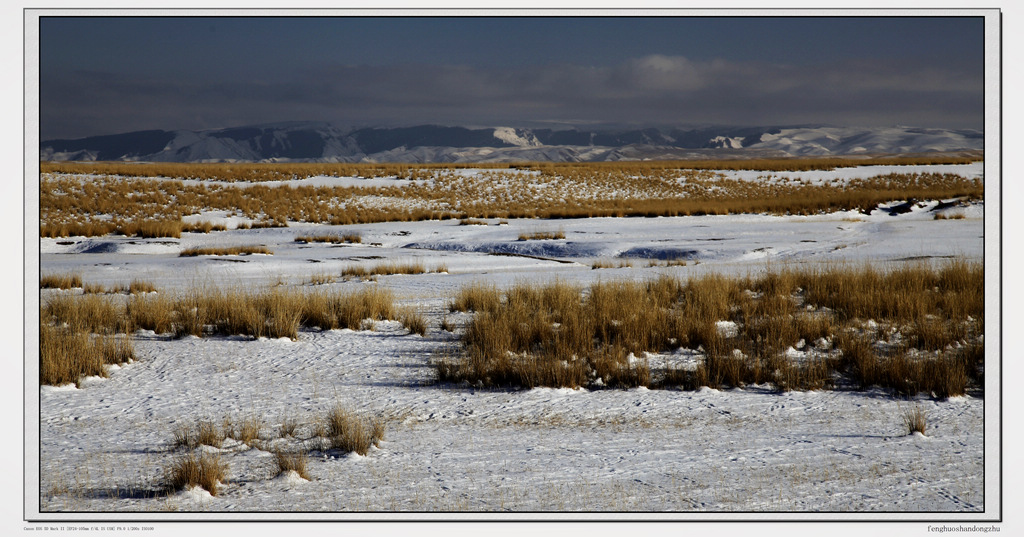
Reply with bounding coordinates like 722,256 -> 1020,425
40,53 -> 983,140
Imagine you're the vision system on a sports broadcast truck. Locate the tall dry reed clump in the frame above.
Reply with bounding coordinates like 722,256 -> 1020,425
323,406 -> 386,455
438,260 -> 984,397
39,321 -> 134,387
164,453 -> 228,496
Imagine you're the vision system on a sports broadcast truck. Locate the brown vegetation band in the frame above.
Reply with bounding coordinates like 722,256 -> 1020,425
440,260 -> 984,397
41,159 -> 983,238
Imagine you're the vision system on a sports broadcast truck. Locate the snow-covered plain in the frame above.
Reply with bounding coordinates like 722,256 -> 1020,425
31,164 -> 995,520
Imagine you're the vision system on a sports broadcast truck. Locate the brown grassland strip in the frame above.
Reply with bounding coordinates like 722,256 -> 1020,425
437,260 -> 984,397
40,153 -> 981,181
518,230 -> 566,241
338,261 -> 447,280
182,221 -> 228,233
39,286 -> 402,385
295,232 -> 362,244
179,245 -> 273,257
40,273 -> 83,290
41,159 -> 982,238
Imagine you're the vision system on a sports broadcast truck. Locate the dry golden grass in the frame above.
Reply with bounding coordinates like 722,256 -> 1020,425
41,153 -> 982,181
273,451 -> 310,480
295,233 -> 361,244
278,415 -> 298,438
179,245 -> 273,257
340,261 -> 431,280
902,405 -> 928,435
39,322 -> 134,386
647,259 -> 688,267
40,273 -> 82,290
306,272 -> 337,286
128,279 -> 157,294
592,259 -> 634,269
164,453 -> 227,496
518,229 -> 565,241
45,285 -> 400,341
224,415 -> 264,445
126,292 -> 176,334
119,219 -> 183,239
399,308 -> 428,336
43,293 -> 126,334
296,287 -> 397,332
438,260 -> 984,396
82,282 -> 107,294
449,282 -> 502,313
182,221 -> 228,233
324,406 -> 385,455
172,419 -> 225,450
40,157 -> 983,238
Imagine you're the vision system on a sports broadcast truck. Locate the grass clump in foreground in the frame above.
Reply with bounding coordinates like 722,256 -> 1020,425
273,450 -> 310,480
39,322 -> 134,387
399,308 -> 428,336
164,453 -> 227,496
436,260 -> 984,397
902,405 -> 928,435
448,282 -> 502,313
323,406 -> 386,455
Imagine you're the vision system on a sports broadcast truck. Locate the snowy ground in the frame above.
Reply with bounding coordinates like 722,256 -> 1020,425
29,166 -> 996,521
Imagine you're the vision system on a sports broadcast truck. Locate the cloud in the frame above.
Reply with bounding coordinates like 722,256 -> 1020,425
40,54 -> 983,139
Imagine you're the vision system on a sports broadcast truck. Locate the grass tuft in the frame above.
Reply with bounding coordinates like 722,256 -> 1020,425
400,308 -> 428,336
449,282 -> 502,313
165,453 -> 227,496
224,415 -> 264,445
902,405 -> 928,435
128,279 -> 157,294
273,451 -> 310,480
324,406 -> 385,455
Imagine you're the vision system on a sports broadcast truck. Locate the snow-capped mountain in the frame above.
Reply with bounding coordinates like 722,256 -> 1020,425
40,123 -> 983,163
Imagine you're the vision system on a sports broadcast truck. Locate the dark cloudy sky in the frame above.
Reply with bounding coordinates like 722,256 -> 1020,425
38,16 -> 986,140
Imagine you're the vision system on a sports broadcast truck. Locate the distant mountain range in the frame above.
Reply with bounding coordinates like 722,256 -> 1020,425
39,122 -> 984,163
